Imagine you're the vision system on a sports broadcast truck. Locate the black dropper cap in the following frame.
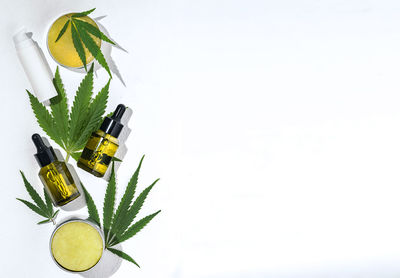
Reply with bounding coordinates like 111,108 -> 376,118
32,133 -> 56,167
99,104 -> 126,138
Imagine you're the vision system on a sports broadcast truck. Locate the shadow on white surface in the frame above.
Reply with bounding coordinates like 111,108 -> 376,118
80,245 -> 123,278
97,21 -> 127,86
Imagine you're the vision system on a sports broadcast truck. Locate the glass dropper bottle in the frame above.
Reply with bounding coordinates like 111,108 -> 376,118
77,104 -> 126,177
32,133 -> 80,206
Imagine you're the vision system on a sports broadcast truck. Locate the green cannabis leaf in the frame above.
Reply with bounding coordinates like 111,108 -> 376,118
103,163 -> 117,242
16,171 -> 59,225
28,65 -> 109,162
71,8 -> 96,18
108,247 -> 140,268
82,157 -> 161,267
70,23 -> 88,72
82,183 -> 101,227
56,8 -> 115,77
55,21 -> 70,43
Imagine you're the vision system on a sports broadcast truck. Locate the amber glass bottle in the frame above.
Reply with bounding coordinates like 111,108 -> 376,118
78,104 -> 126,177
32,134 -> 80,206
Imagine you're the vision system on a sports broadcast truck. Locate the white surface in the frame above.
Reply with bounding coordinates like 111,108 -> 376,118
2,0 -> 400,277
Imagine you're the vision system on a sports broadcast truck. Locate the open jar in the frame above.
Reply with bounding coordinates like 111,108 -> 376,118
50,217 -> 104,273
46,13 -> 102,70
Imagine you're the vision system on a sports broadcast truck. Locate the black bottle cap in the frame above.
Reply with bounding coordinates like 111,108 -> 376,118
99,104 -> 126,138
32,133 -> 56,167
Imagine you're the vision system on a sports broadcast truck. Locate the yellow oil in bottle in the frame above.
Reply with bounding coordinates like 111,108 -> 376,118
78,104 -> 126,178
47,13 -> 101,68
39,161 -> 80,206
78,130 -> 119,177
32,134 -> 80,207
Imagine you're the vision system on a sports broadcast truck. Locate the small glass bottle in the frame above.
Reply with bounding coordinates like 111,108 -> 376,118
32,134 -> 80,206
78,104 -> 126,177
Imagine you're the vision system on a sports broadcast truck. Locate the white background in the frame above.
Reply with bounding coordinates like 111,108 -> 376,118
2,0 -> 400,277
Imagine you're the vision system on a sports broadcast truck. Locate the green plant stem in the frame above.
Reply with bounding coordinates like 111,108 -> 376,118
108,233 -> 117,246
65,153 -> 71,162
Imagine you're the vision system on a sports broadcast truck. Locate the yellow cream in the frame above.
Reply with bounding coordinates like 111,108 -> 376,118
47,13 -> 101,68
51,221 -> 103,272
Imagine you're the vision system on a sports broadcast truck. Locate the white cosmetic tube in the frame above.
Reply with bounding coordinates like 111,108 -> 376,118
13,28 -> 57,104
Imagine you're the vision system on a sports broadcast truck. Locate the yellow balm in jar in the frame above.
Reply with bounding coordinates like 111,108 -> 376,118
50,220 -> 104,272
47,13 -> 101,68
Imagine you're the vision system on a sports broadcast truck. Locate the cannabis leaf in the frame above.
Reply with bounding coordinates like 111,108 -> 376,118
27,91 -> 62,148
75,79 -> 110,150
103,163 -> 116,242
28,65 -> 109,162
16,171 -> 59,225
108,248 -> 140,268
114,179 -> 159,241
115,210 -> 161,245
83,157 -> 161,267
71,8 -> 96,18
82,183 -> 101,227
110,156 -> 144,238
75,19 -> 115,44
71,23 -> 88,72
55,8 -> 115,77
68,65 -> 94,149
74,23 -> 112,76
51,67 -> 69,148
55,21 -> 70,43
